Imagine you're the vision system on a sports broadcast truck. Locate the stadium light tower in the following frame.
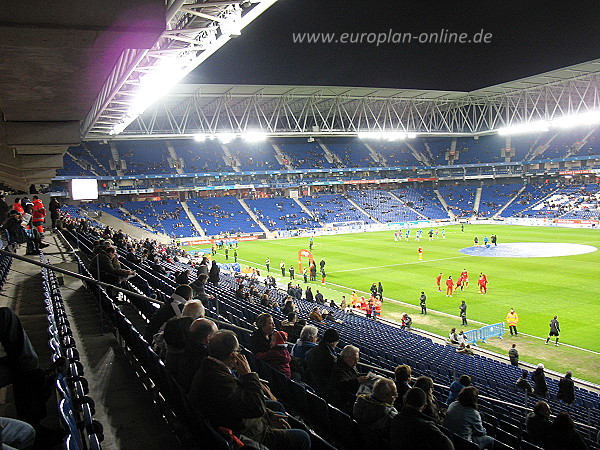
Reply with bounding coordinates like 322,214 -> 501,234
82,0 -> 278,138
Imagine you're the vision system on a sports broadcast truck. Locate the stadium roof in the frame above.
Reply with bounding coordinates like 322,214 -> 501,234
109,58 -> 600,139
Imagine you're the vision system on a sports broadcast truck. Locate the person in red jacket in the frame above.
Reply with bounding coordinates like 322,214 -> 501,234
257,331 -> 292,378
436,273 -> 443,292
445,276 -> 454,297
460,269 -> 469,288
12,198 -> 24,215
32,196 -> 46,233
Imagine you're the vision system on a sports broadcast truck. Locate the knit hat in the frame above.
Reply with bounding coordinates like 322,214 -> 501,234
537,363 -> 544,369
322,328 -> 340,343
272,331 -> 288,346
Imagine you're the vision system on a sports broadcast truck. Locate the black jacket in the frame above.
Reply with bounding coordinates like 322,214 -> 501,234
390,406 -> 454,450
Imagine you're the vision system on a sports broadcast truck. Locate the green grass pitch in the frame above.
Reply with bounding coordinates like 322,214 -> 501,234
184,224 -> 600,379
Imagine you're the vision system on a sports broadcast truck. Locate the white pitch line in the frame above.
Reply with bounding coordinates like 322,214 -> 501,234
330,254 -> 470,273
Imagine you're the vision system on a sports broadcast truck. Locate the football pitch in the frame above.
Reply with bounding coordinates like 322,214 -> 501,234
185,224 -> 600,382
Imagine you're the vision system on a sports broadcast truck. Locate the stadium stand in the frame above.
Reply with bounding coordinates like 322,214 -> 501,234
455,135 -> 505,165
346,189 -> 423,222
301,193 -> 375,224
227,140 -> 283,171
245,197 -> 318,231
186,196 -> 259,235
58,223 -> 600,450
477,184 -> 523,218
171,139 -> 230,172
323,138 -> 378,167
437,185 -> 478,218
277,138 -> 334,169
119,141 -> 177,175
391,187 -> 449,220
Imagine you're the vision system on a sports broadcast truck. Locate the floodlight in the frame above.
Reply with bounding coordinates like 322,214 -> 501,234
497,120 -> 549,136
194,134 -> 207,142
552,111 -> 600,128
407,132 -> 417,139
243,131 -> 268,142
358,131 -> 382,139
382,131 -> 407,141
217,133 -> 236,144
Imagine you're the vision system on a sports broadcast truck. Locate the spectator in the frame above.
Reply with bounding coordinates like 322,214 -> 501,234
188,330 -> 311,450
526,401 -> 552,448
0,195 -> 9,224
291,325 -> 318,363
508,343 -> 519,366
305,328 -> 339,397
390,387 -> 454,450
393,365 -> 412,409
250,313 -> 275,354
0,307 -> 66,439
308,306 -> 323,322
443,387 -> 495,449
2,209 -> 49,255
163,316 -> 194,375
176,318 -> 218,393
448,327 -> 459,344
413,376 -> 444,424
532,363 -> 548,397
557,370 -> 575,404
400,313 -> 412,330
257,331 -> 292,378
90,245 -> 134,287
516,370 -> 533,395
447,375 -> 471,406
145,284 -> 194,342
281,312 -> 301,342
330,345 -> 370,414
546,411 -> 588,450
353,378 -> 398,447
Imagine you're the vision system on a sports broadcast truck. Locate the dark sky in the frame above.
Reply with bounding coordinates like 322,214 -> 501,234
186,0 -> 600,92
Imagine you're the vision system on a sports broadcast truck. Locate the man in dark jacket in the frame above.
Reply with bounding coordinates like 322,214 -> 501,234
525,401 -> 552,448
305,328 -> 339,397
2,210 -> 48,254
390,387 -> 454,450
329,345 -> 369,414
557,371 -> 575,404
144,285 -> 193,342
188,330 -> 310,450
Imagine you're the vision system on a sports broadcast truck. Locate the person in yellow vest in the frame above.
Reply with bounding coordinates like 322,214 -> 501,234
506,308 -> 519,336
350,291 -> 359,307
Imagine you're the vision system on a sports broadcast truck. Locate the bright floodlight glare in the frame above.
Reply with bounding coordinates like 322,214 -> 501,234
383,131 -> 407,141
407,132 -> 417,139
243,131 -> 268,142
194,134 -> 207,142
498,120 -> 549,136
218,133 -> 236,144
552,111 -> 600,128
358,131 -> 382,139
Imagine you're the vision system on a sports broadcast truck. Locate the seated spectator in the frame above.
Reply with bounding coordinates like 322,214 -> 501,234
250,313 -> 275,355
90,245 -> 134,288
330,345 -> 370,414
145,285 -> 193,342
181,299 -> 206,320
546,411 -> 588,450
308,306 -> 323,322
443,387 -> 495,449
457,344 -> 474,355
413,376 -> 444,424
390,387 -> 454,450
557,370 -> 575,404
400,313 -> 412,330
0,416 -> 36,449
188,330 -> 311,450
257,331 -> 292,378
1,209 -> 49,255
281,312 -> 301,343
176,318 -> 218,393
125,246 -> 141,264
305,328 -> 339,397
175,269 -> 190,285
447,375 -> 471,406
164,316 -> 194,376
447,327 -> 459,344
291,325 -> 318,363
456,330 -> 468,346
353,378 -> 398,447
0,307 -> 66,440
516,370 -> 533,395
525,401 -> 552,447
393,365 -> 412,410
191,274 -> 215,306
281,299 -> 295,316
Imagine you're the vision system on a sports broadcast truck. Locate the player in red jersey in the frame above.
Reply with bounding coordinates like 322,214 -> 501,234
478,273 -> 487,294
456,275 -> 464,291
460,269 -> 469,288
445,276 -> 454,297
436,273 -> 443,292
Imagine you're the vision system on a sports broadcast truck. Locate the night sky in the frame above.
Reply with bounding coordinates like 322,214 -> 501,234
186,0 -> 600,91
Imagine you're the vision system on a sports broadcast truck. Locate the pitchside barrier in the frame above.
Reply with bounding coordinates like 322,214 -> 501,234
464,323 -> 505,346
